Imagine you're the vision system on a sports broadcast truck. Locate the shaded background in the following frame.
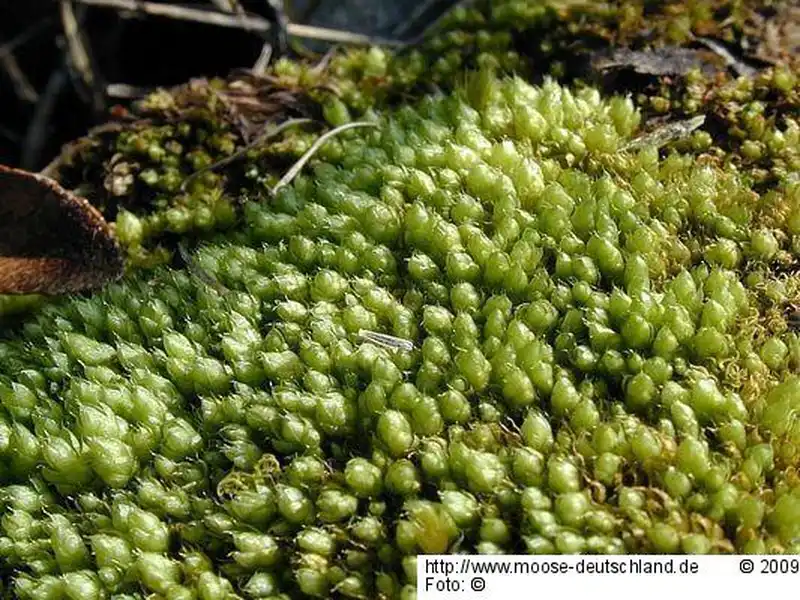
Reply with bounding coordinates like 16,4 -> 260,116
0,0 -> 456,170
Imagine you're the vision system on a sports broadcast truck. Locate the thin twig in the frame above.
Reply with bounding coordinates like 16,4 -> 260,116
694,36 -> 757,78
180,117 -> 312,192
227,0 -> 252,27
209,0 -> 262,50
311,44 -> 338,74
252,43 -> 273,74
21,65 -> 70,170
0,20 -> 59,110
59,0 -> 106,114
0,18 -> 60,104
271,121 -> 377,195
0,52 -> 38,103
106,82 -> 153,98
0,16 -> 57,56
289,22 -> 404,46
206,0 -> 235,13
78,0 -> 264,30
75,0 -> 406,46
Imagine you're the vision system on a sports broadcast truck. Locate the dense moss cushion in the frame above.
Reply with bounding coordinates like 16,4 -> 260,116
1,0 -> 800,597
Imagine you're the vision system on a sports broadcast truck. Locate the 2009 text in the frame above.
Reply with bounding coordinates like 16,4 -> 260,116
759,559 -> 800,574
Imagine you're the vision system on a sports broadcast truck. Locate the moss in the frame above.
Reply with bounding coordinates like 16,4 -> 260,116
1,0 -> 800,596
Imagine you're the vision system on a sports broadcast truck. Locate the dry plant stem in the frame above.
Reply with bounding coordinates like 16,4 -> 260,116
0,18 -> 57,104
75,0 -> 406,46
106,82 -> 153,99
206,0 -> 234,13
271,121 -> 378,195
311,45 -> 339,73
206,0 -> 247,14
21,66 -> 70,170
226,0 -> 251,25
180,117 -> 313,192
77,0 -> 265,31
289,22 -> 404,46
252,43 -> 273,74
0,52 -> 38,103
59,0 -> 106,113
211,0 -> 268,52
0,16 -> 56,55
694,36 -> 757,77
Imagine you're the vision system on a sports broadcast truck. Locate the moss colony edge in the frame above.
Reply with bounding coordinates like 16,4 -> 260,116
2,0 -> 800,599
